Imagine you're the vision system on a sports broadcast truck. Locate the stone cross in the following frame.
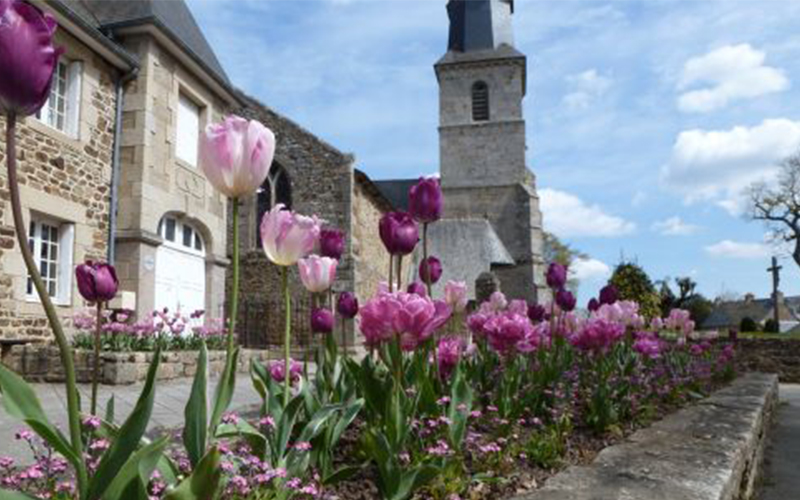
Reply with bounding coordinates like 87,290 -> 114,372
767,256 -> 782,328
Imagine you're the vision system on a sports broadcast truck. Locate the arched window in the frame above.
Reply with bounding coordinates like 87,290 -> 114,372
256,164 -> 292,247
472,81 -> 489,121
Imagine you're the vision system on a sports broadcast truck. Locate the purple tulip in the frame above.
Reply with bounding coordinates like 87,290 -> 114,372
408,177 -> 443,223
310,308 -> 334,334
75,262 -> 119,303
546,263 -> 567,290
319,228 -> 345,260
587,298 -> 600,312
337,292 -> 359,319
379,211 -> 419,256
418,256 -> 443,284
527,303 -> 546,323
555,289 -> 576,312
0,0 -> 64,116
406,281 -> 427,297
598,284 -> 618,305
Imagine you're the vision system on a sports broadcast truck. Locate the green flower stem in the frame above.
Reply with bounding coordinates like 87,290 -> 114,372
422,223 -> 431,297
228,198 -> 240,354
5,113 -> 87,493
388,254 -> 393,293
90,301 -> 103,415
396,256 -> 402,292
282,265 -> 291,408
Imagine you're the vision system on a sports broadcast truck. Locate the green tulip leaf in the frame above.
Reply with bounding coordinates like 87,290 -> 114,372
163,446 -> 222,500
209,347 -> 239,434
102,436 -> 169,500
182,342 -> 208,467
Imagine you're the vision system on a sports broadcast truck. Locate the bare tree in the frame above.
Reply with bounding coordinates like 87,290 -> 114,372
749,151 -> 800,267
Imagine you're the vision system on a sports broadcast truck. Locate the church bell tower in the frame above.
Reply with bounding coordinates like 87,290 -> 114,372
436,0 -> 548,302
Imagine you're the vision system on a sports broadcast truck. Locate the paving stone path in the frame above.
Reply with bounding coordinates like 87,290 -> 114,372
760,383 -> 800,500
0,377 -> 262,462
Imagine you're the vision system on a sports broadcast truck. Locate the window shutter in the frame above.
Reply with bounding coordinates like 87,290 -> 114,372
57,223 -> 75,304
65,61 -> 83,138
177,94 -> 200,166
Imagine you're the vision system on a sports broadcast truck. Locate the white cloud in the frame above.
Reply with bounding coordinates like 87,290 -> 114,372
651,216 -> 699,236
540,188 -> 636,238
677,44 -> 789,113
631,191 -> 647,208
705,240 -> 770,259
661,118 -> 800,214
563,69 -> 613,110
570,258 -> 611,282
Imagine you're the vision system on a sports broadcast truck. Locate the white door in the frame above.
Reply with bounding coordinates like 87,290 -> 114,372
155,217 -> 206,314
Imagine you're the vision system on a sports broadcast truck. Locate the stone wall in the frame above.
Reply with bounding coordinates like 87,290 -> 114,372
513,373 -> 778,500
0,28 -> 117,340
738,339 -> 800,383
352,172 -> 392,303
0,344 -> 279,385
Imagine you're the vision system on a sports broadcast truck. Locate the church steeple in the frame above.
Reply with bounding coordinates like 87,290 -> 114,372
447,0 -> 515,52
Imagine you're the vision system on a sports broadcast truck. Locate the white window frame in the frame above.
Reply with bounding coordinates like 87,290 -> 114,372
176,93 -> 201,167
26,215 -> 74,306
158,216 -> 205,257
36,59 -> 82,138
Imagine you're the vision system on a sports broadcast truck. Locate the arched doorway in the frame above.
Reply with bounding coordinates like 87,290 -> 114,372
154,215 -> 206,314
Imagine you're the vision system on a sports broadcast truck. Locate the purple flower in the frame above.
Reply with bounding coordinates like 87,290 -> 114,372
358,290 -> 451,350
419,256 -> 443,284
406,281 -> 427,296
587,298 -> 600,312
319,228 -> 345,260
336,291 -> 359,319
527,303 -> 546,323
437,336 -> 464,377
310,307 -> 334,334
546,263 -> 567,290
268,359 -> 303,384
569,318 -> 625,353
408,177 -> 443,223
0,0 -> 64,116
599,284 -> 619,305
75,261 -> 119,303
379,211 -> 419,256
555,289 -> 576,312
633,335 -> 662,359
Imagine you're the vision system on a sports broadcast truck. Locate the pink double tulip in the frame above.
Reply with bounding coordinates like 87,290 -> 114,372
358,291 -> 451,350
260,204 -> 320,266
199,115 -> 275,198
298,255 -> 337,293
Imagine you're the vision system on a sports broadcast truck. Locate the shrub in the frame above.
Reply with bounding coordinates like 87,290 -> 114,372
609,262 -> 661,320
739,317 -> 759,333
763,318 -> 780,333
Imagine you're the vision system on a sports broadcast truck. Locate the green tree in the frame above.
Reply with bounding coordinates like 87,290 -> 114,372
655,276 -> 712,326
543,232 -> 587,294
609,261 -> 661,320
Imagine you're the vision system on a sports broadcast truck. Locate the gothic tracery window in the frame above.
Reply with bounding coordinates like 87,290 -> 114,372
256,163 -> 292,247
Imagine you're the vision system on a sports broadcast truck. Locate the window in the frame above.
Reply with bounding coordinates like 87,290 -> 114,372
176,94 -> 200,166
256,164 -> 292,247
26,216 -> 74,304
36,60 -> 82,137
472,81 -> 489,121
158,216 -> 205,255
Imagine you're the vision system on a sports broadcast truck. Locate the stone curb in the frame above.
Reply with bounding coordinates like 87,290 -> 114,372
512,373 -> 779,500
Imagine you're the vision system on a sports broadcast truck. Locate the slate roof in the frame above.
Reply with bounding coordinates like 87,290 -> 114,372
408,219 -> 514,299
446,0 -> 515,53
60,0 -> 229,85
702,295 -> 800,331
372,179 -> 418,211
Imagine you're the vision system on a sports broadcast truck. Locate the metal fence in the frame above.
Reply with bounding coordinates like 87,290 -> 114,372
237,298 -> 316,350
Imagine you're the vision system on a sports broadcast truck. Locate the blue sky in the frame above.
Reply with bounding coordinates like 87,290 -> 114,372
189,0 -> 800,304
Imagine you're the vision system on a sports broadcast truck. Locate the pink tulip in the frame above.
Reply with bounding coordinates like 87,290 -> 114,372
269,359 -> 303,385
298,255 -> 337,293
444,280 -> 468,312
260,204 -> 320,266
0,0 -> 64,116
437,336 -> 464,377
199,115 -> 275,198
358,290 -> 451,350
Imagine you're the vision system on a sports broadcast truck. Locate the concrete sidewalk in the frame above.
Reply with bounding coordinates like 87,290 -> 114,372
0,376 -> 262,462
760,384 -> 800,500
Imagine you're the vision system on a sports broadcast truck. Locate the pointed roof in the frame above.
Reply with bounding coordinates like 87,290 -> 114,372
446,0 -> 514,53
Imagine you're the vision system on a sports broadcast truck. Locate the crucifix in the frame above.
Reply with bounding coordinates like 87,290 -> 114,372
767,256 -> 782,328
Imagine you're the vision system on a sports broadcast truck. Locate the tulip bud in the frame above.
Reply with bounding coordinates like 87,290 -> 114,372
419,256 -> 443,284
379,211 -> 419,256
319,228 -> 345,260
527,303 -> 546,323
408,177 -> 443,223
336,292 -> 359,319
587,298 -> 600,312
310,308 -> 334,334
0,0 -> 64,116
598,284 -> 618,305
555,289 -> 576,312
546,263 -> 567,290
75,262 -> 119,303
444,280 -> 468,313
406,281 -> 427,297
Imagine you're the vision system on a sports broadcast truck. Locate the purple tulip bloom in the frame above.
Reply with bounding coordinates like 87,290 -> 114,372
75,261 -> 118,303
336,292 -> 359,319
546,263 -> 567,290
418,256 -> 443,284
587,298 -> 600,312
527,303 -> 546,323
598,284 -> 619,305
310,308 -> 334,334
0,0 -> 64,116
408,177 -> 443,223
555,289 -> 576,312
379,211 -> 419,256
319,228 -> 345,260
406,281 -> 427,296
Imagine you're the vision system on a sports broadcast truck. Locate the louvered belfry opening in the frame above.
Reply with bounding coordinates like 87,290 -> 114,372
472,81 -> 490,121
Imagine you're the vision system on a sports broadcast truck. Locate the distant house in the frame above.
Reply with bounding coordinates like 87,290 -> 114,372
702,293 -> 800,333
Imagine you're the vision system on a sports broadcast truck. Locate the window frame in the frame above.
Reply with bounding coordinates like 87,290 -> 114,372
26,215 -> 74,306
176,93 -> 201,167
36,59 -> 82,138
158,216 -> 206,257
